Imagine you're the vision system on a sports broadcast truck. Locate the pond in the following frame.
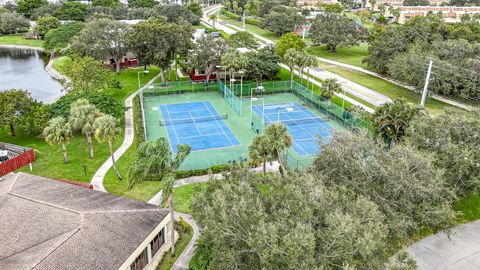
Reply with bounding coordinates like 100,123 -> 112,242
0,47 -> 64,104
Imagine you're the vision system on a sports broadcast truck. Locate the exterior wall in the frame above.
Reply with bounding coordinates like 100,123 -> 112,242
385,6 -> 480,23
118,214 -> 172,270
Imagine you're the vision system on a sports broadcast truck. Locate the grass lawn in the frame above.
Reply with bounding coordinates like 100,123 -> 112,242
173,183 -> 208,214
2,59 -> 162,183
0,34 -> 44,47
103,142 -> 165,202
219,16 -> 281,42
307,43 -> 369,69
454,193 -> 480,223
0,129 -> 123,182
317,62 -> 450,115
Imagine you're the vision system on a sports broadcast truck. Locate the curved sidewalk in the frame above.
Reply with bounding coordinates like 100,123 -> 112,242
90,72 -> 162,191
407,220 -> 480,269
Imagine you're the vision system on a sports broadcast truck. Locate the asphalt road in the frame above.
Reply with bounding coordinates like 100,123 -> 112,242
407,220 -> 480,270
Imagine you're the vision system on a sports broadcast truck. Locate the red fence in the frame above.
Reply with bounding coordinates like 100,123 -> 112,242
0,149 -> 35,177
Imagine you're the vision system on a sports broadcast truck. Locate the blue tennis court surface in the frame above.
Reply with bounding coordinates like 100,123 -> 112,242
252,103 -> 334,156
160,101 -> 240,152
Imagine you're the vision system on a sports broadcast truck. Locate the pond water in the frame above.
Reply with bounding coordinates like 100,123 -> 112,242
0,47 -> 64,104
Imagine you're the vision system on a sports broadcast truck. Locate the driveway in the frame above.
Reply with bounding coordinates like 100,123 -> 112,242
407,220 -> 480,270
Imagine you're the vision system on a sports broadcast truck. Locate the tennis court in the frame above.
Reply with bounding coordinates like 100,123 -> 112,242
160,101 -> 240,152
252,103 -> 333,156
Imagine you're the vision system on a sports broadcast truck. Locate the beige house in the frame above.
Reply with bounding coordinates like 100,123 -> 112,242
0,172 -> 172,270
382,5 -> 480,23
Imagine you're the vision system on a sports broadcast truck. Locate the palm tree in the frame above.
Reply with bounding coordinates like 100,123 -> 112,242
93,114 -> 122,180
283,48 -> 300,89
69,99 -> 98,159
208,13 -> 217,28
321,78 -> 341,101
248,135 -> 271,175
127,138 -> 191,255
296,51 -> 317,83
43,116 -> 73,164
264,123 -> 292,175
372,98 -> 420,146
391,8 -> 401,22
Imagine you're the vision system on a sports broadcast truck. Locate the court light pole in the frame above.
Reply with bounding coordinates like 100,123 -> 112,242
277,107 -> 294,122
216,65 -> 227,98
250,97 -> 265,133
137,70 -> 150,90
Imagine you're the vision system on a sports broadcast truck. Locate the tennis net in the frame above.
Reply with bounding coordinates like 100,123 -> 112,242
265,116 -> 329,126
160,114 -> 228,126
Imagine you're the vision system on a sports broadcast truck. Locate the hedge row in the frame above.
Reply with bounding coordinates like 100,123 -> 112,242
175,164 -> 231,179
245,17 -> 261,26
221,8 -> 241,21
132,94 -> 145,146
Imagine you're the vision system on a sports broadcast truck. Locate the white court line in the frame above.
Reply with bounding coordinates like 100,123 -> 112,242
188,111 -> 203,136
203,101 -> 235,146
176,132 -> 228,139
163,105 -> 181,150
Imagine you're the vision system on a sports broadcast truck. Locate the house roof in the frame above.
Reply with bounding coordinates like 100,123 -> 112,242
0,173 -> 168,270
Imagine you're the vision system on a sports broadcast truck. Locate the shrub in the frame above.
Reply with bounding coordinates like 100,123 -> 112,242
132,94 -> 145,146
245,17 -> 260,26
51,91 -> 123,119
221,8 -> 240,21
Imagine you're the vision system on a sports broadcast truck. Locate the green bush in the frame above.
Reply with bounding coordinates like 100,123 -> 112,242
174,164 -> 231,179
221,8 -> 240,21
51,91 -> 124,119
245,17 -> 260,26
132,94 -> 145,146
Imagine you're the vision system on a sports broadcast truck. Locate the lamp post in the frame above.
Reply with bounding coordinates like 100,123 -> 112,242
277,107 -> 294,122
137,70 -> 150,90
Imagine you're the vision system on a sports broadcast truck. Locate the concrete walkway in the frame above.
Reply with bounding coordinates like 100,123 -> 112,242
407,220 -> 480,269
90,72 -> 162,191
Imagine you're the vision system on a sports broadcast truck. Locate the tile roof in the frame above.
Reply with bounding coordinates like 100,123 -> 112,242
0,173 -> 168,270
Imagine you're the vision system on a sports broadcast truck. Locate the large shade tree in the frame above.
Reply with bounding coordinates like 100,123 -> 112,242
312,131 -> 457,240
191,168 -> 410,269
309,12 -> 362,52
126,17 -> 193,83
244,48 -> 281,84
187,35 -> 229,84
128,138 -> 191,255
34,15 -> 60,39
43,116 -> 73,164
61,56 -> 114,92
70,18 -> 130,74
0,89 -> 33,136
407,108 -> 480,195
93,114 -> 122,180
69,99 -> 98,159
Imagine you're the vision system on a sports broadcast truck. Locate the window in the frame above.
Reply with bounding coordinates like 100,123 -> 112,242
130,247 -> 148,270
150,227 -> 165,257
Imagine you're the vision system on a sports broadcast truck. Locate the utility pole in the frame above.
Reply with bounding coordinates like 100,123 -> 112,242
420,59 -> 433,109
